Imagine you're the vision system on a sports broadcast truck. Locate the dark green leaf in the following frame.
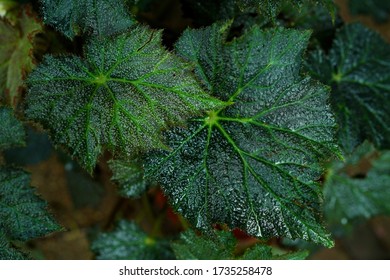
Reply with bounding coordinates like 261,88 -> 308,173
349,0 -> 390,23
145,23 -> 339,247
324,142 -> 390,226
237,0 -> 336,20
0,107 -> 25,151
305,24 -> 390,153
40,0 -> 135,39
109,159 -> 146,198
0,7 -> 41,106
26,25 -> 223,172
0,167 -> 61,241
0,230 -> 27,260
92,220 -> 174,260
172,229 -> 308,260
242,244 -> 308,260
172,230 -> 236,260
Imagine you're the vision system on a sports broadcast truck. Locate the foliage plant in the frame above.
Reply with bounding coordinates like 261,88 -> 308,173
0,0 -> 389,260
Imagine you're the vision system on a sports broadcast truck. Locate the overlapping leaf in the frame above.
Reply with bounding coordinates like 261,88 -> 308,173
109,159 -> 146,198
0,7 -> 41,106
172,229 -> 308,260
145,23 -> 339,247
0,107 -> 25,150
324,142 -> 390,226
92,220 -> 174,260
305,24 -> 390,153
0,167 -> 61,241
40,0 -> 135,39
26,25 -> 222,172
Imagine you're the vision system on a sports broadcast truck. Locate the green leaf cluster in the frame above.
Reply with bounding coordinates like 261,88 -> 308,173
1,0 -> 389,260
92,220 -> 308,260
145,22 -> 339,247
0,107 -> 61,259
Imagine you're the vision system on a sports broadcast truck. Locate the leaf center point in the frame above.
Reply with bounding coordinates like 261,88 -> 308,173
205,110 -> 219,126
93,73 -> 108,85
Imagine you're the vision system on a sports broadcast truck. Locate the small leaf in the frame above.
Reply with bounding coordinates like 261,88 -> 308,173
26,25 -> 223,172
0,6 -> 42,106
0,106 -> 25,151
305,24 -> 390,153
172,229 -> 308,260
92,220 -> 174,260
109,159 -> 146,198
324,142 -> 390,226
146,23 -> 339,247
0,230 -> 27,260
0,167 -> 61,241
40,0 -> 135,39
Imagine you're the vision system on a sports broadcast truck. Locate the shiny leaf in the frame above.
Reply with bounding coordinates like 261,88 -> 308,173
145,23 -> 339,247
26,25 -> 222,172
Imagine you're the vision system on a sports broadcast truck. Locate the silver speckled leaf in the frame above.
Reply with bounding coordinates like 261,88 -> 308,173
26,25 -> 223,172
145,23 -> 340,247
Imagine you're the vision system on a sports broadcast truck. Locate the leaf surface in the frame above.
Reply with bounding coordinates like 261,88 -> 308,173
237,0 -> 336,20
305,24 -> 390,153
324,142 -> 390,225
172,229 -> 308,260
0,167 -> 61,241
92,220 -> 174,260
26,25 -> 222,171
0,230 -> 26,260
40,0 -> 135,39
0,107 -> 25,151
109,159 -> 146,198
145,23 -> 339,247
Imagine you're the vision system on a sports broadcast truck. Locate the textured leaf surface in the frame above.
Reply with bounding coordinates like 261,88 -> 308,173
92,220 -> 174,260
0,107 -> 25,151
349,0 -> 390,23
145,23 -> 339,247
26,25 -> 222,172
305,24 -> 390,153
324,142 -> 390,226
109,159 -> 146,198
0,230 -> 26,260
237,0 -> 335,19
0,167 -> 61,241
0,7 -> 41,106
40,0 -> 135,39
172,230 -> 236,260
172,229 -> 308,260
